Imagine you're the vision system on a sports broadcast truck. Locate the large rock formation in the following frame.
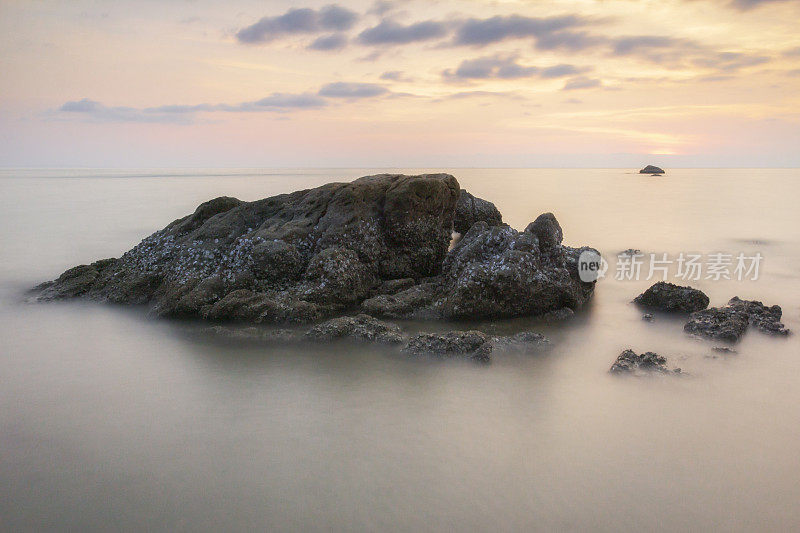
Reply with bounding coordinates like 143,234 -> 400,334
35,173 -> 598,324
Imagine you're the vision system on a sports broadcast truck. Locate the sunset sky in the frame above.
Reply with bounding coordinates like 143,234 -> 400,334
1,0 -> 799,167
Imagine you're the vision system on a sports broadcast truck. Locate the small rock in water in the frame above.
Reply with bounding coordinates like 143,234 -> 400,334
634,281 -> 709,313
684,296 -> 790,342
642,313 -> 654,322
402,330 -> 492,362
639,165 -> 665,174
712,346 -> 737,354
610,349 -> 679,374
727,296 -> 790,336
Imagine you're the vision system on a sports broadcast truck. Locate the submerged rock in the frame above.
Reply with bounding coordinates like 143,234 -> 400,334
453,189 -> 503,234
201,325 -> 299,344
684,296 -> 789,342
639,165 -> 665,174
492,331 -> 550,352
712,346 -> 737,354
610,349 -> 679,374
633,281 -> 709,313
305,314 -> 404,344
402,331 -> 492,362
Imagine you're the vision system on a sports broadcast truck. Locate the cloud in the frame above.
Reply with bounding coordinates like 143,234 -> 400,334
444,55 -> 539,80
692,51 -> 770,71
783,46 -> 800,57
236,5 -> 358,44
563,76 -> 602,90
452,14 -> 589,47
611,36 -> 693,56
541,64 -> 587,78
729,0 -> 796,10
241,93 -> 328,109
380,70 -> 412,81
535,31 -> 606,51
308,34 -> 347,51
443,54 -> 589,81
57,93 -> 328,123
368,1 -> 398,17
436,90 -> 526,102
318,82 -> 389,98
58,99 -> 194,123
358,19 -> 448,45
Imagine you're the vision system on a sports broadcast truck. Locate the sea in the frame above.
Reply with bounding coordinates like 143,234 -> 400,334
1,168 -> 798,531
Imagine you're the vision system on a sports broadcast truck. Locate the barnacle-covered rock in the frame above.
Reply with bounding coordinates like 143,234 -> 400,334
35,174 -> 460,322
684,296 -> 790,342
434,216 -> 597,319
402,330 -> 492,362
610,349 -> 679,374
453,189 -> 503,234
634,281 -> 709,313
35,174 -> 599,326
305,314 -> 404,344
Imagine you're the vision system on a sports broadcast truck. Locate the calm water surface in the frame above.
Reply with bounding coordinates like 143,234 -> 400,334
1,168 -> 799,531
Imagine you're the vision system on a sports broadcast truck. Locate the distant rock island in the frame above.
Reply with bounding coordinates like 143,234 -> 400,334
34,174 -> 598,327
639,165 -> 665,174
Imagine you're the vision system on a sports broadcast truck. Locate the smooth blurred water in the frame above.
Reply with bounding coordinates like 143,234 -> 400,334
1,168 -> 799,532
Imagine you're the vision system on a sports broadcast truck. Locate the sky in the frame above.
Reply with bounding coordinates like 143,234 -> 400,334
1,0 -> 799,168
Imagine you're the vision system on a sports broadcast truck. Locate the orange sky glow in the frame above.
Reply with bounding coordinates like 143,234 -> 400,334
1,0 -> 799,167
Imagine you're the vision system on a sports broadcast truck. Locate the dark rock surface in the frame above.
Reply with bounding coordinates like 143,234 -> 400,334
434,221 -> 597,319
305,314 -> 404,344
684,306 -> 749,342
684,296 -> 789,342
402,331 -> 492,362
453,190 -> 503,234
633,281 -> 709,313
360,282 -> 439,319
541,307 -> 575,322
36,174 -> 460,322
610,349 -> 679,374
712,346 -> 737,354
35,173 -> 598,325
727,296 -> 790,336
201,325 -> 299,344
492,331 -> 550,352
639,165 -> 665,174
525,212 -> 563,249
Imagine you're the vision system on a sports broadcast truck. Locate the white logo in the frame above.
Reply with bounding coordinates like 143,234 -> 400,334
578,250 -> 608,282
